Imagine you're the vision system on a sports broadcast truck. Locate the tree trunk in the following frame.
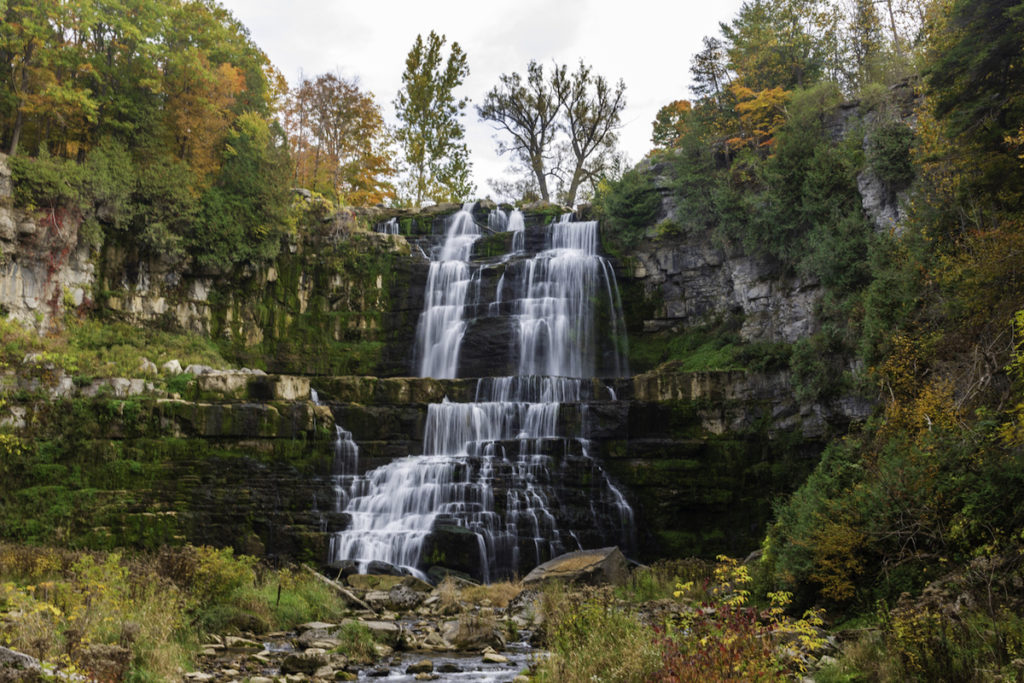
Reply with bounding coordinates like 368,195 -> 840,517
9,106 -> 23,156
532,154 -> 549,201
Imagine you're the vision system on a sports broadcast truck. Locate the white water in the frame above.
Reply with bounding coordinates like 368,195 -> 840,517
375,217 -> 399,235
414,203 -> 480,379
328,209 -> 633,580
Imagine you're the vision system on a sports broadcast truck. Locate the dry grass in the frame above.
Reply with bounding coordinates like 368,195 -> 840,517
461,580 -> 523,608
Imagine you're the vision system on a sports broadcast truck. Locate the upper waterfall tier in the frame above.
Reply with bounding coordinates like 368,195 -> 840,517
414,208 -> 629,380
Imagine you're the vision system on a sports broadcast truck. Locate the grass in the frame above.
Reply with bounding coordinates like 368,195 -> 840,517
333,621 -> 379,664
531,584 -> 661,683
628,317 -> 793,374
0,315 -> 229,383
614,558 -> 714,603
0,543 -> 349,680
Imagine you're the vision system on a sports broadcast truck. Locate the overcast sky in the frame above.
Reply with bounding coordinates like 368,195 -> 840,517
218,0 -> 747,201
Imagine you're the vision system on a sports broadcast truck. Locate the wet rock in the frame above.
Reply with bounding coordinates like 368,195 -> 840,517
437,662 -> 462,673
522,546 -> 629,587
426,566 -> 477,586
367,560 -> 405,576
406,659 -> 433,674
482,651 -> 509,664
441,615 -> 506,650
280,650 -> 329,675
327,559 -> 359,580
367,666 -> 390,677
387,583 -> 425,611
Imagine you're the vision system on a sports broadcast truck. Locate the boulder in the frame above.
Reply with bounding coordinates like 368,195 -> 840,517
0,646 -> 41,679
367,560 -> 405,577
280,651 -> 329,675
522,547 -> 629,587
406,660 -> 433,674
387,583 -> 425,611
344,619 -> 402,647
440,615 -> 506,651
347,574 -> 406,591
161,359 -> 183,375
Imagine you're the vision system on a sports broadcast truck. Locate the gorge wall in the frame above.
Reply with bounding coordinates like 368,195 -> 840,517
0,144 -> 882,572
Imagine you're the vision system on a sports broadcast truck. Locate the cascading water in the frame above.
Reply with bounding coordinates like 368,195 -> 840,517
414,204 -> 481,379
375,217 -> 399,235
328,206 -> 634,581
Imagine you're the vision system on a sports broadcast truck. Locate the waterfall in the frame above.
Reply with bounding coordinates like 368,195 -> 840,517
414,203 -> 481,379
375,217 -> 399,235
328,209 -> 634,581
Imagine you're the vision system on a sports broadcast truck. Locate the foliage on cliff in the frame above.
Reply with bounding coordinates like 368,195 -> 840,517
598,0 -> 1024,677
0,0 -> 297,271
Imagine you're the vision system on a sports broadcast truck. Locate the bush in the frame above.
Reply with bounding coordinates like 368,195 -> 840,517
533,586 -> 661,683
867,121 -> 915,190
594,166 -> 662,255
9,151 -> 85,211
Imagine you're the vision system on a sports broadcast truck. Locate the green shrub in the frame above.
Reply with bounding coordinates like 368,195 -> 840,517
333,621 -> 378,663
9,151 -> 85,211
867,121 -> 915,190
594,166 -> 661,255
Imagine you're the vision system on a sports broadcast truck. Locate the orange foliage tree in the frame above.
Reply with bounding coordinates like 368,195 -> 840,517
284,72 -> 394,206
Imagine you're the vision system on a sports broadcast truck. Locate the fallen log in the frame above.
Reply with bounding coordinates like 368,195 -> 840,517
302,564 -> 376,613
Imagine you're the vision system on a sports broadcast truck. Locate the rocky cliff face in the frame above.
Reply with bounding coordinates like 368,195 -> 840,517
0,155 -> 95,331
0,152 -> 883,569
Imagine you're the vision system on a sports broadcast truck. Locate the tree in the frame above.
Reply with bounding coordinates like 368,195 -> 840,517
690,36 -> 732,102
477,60 -> 566,202
721,0 -> 836,91
394,31 -> 473,205
285,72 -> 394,205
194,111 -> 292,270
0,0 -> 98,156
651,99 -> 692,150
847,0 -> 885,87
554,61 -> 627,207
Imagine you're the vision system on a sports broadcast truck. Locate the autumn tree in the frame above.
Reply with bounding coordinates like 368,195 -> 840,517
394,31 -> 473,205
285,72 -> 394,205
651,100 -> 692,150
0,0 -> 98,156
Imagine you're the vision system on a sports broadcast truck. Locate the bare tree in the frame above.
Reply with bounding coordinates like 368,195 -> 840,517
477,60 -> 566,202
479,59 -> 626,207
555,61 -> 627,207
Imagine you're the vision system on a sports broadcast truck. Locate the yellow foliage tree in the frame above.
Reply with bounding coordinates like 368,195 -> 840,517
726,84 -> 789,152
